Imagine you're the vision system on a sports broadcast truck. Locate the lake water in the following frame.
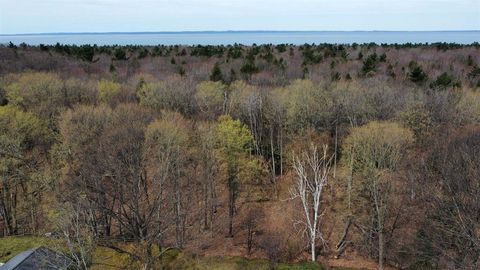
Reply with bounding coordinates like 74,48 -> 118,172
0,31 -> 478,46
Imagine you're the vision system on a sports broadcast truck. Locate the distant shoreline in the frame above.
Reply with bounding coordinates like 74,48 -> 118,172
2,31 -> 478,46
1,30 -> 479,37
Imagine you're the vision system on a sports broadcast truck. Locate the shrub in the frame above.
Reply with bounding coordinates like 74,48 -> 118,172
430,72 -> 460,89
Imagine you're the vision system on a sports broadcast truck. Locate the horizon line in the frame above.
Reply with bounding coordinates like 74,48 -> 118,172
1,29 -> 479,36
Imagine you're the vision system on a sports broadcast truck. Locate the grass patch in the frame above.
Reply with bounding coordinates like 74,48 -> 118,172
0,236 -> 359,269
162,253 -> 324,270
0,235 -> 60,262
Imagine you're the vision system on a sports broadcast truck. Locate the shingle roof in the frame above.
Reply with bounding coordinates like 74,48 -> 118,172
0,247 -> 73,270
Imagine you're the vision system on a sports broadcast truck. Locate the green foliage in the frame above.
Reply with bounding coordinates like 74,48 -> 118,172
343,121 -> 414,172
301,45 -> 323,65
216,115 -> 253,164
190,45 -> 225,57
210,62 -> 224,82
361,53 -> 378,75
379,53 -> 387,62
215,114 -> 254,236
79,45 -> 95,61
137,76 -> 194,115
0,235 -> 332,270
227,80 -> 258,118
195,81 -> 225,119
145,111 -> 190,170
409,66 -> 428,83
0,105 -> 51,147
215,114 -> 253,188
145,111 -> 190,148
276,44 -> 287,53
0,236 -> 61,262
468,65 -> 480,78
53,43 -> 95,61
284,79 -> 332,132
430,72 -> 459,89
408,62 -> 428,83
0,106 -> 52,235
237,157 -> 269,200
227,45 -> 243,59
178,66 -> 186,76
240,59 -> 259,78
5,72 -> 65,124
8,42 -> 17,49
137,47 -> 149,59
113,47 -> 127,60
97,79 -> 121,103
160,251 -> 325,270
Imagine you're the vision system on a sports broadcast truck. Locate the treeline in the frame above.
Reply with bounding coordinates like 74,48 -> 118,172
2,42 -> 480,89
0,44 -> 479,269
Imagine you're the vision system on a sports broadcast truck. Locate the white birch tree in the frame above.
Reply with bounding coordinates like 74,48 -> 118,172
290,144 -> 333,262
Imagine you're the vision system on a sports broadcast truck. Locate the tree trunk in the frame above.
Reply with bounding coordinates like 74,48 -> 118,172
335,217 -> 352,258
228,188 -> 234,237
209,176 -> 216,231
279,126 -> 283,176
203,181 -> 209,230
378,230 -> 384,270
228,174 -> 235,237
311,238 -> 316,262
270,128 -> 276,177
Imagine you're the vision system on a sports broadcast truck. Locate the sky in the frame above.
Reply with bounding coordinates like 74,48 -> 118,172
0,0 -> 479,34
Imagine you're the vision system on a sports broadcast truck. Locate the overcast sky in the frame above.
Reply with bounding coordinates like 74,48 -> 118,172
1,0 -> 479,34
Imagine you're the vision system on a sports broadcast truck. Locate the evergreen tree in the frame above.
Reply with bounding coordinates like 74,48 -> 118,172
210,62 -> 224,82
240,59 -> 258,80
379,53 -> 387,62
409,65 -> 428,83
362,53 -> 378,75
113,47 -> 127,60
78,45 -> 95,62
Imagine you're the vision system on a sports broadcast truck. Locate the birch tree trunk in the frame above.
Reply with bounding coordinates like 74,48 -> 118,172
290,145 -> 333,262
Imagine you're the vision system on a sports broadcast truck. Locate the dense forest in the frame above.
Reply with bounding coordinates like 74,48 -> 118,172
0,42 -> 479,270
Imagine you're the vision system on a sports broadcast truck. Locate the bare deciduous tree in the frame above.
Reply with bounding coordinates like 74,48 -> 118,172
290,144 -> 333,262
241,206 -> 264,255
54,201 -> 95,270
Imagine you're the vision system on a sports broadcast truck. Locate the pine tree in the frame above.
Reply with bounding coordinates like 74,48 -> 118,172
409,65 -> 428,83
210,62 -> 224,82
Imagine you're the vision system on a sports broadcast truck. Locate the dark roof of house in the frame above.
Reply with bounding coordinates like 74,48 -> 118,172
0,247 -> 73,270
